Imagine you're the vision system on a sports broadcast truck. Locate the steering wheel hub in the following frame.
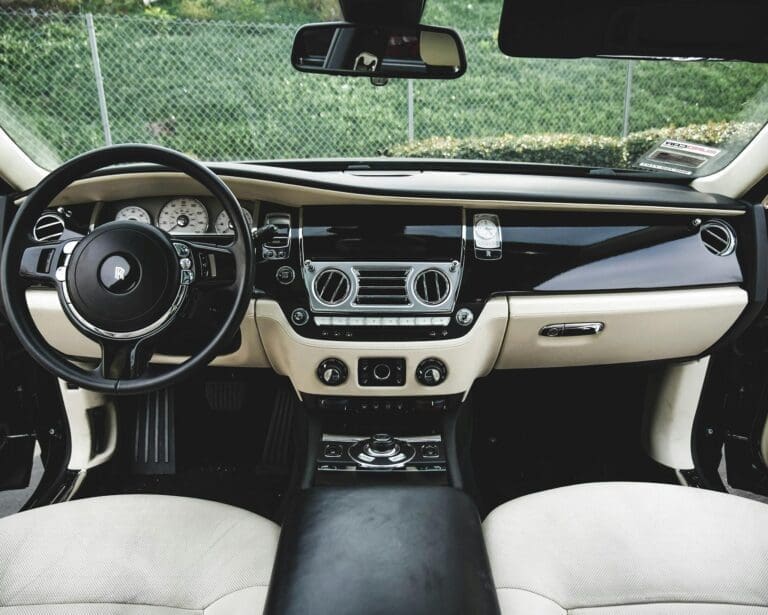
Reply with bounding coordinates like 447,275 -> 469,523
99,253 -> 140,294
64,221 -> 180,335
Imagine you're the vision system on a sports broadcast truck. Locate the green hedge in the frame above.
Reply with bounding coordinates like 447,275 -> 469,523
387,121 -> 763,169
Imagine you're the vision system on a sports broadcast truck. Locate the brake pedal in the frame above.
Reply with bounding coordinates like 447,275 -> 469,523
132,388 -> 175,475
205,381 -> 247,413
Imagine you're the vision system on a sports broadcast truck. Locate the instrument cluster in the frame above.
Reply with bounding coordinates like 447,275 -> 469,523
108,197 -> 255,235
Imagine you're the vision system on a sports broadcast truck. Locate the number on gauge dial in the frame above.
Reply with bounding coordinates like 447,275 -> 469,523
215,208 -> 253,235
157,197 -> 209,234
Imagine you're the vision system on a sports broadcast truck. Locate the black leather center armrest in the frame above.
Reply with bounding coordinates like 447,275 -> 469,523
264,486 -> 500,615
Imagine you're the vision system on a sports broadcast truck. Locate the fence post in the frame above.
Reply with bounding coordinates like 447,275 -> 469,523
85,13 -> 112,146
622,60 -> 634,138
407,79 -> 414,142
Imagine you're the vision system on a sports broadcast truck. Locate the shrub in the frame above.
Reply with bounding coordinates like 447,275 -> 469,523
387,121 -> 763,169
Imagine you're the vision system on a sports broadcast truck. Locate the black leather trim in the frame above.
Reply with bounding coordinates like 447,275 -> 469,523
265,486 -> 501,615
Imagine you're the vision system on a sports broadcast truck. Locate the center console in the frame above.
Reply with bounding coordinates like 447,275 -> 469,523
264,486 -> 501,615
254,204 -> 510,399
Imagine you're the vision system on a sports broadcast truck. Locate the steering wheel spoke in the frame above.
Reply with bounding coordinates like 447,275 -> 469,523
180,240 -> 238,288
19,234 -> 82,287
96,336 -> 157,380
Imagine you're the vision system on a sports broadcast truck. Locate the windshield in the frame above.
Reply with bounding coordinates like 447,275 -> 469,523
2,2 -> 768,176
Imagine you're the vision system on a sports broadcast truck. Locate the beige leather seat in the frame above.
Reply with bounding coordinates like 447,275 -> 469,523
0,494 -> 279,614
483,482 -> 768,614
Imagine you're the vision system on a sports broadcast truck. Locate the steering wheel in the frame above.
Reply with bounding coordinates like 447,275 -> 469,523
0,145 -> 253,395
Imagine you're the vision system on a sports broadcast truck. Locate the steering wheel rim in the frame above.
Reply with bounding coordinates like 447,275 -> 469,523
0,144 -> 254,395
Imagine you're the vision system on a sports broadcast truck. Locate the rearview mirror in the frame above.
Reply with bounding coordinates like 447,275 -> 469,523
292,23 -> 466,80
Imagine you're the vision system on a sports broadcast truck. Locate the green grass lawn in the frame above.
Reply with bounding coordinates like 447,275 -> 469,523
1,6 -> 767,166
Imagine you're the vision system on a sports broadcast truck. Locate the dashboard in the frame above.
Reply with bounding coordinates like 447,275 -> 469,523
17,164 -> 764,399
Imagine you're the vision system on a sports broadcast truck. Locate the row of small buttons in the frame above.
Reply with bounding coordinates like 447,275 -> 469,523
314,316 -> 451,327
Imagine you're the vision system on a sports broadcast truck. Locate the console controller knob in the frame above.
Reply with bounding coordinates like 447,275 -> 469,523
416,358 -> 447,386
369,433 -> 397,455
317,358 -> 347,386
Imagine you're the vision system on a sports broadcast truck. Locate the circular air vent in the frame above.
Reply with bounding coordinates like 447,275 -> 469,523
33,212 -> 65,242
414,269 -> 450,305
700,220 -> 736,256
314,269 -> 351,305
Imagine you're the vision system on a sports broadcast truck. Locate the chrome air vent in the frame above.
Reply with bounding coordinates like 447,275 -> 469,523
33,212 -> 65,242
355,268 -> 410,305
313,269 -> 351,305
413,269 -> 450,305
700,220 -> 736,256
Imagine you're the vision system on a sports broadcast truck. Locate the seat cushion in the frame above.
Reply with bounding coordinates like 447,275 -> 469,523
0,494 -> 280,614
483,482 -> 768,615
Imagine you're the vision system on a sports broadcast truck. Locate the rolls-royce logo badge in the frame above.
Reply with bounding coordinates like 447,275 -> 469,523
114,266 -> 126,281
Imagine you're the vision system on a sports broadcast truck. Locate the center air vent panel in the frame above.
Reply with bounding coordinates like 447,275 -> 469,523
33,212 -> 66,242
355,268 -> 409,305
313,269 -> 351,305
303,261 -> 462,313
700,220 -> 736,256
413,269 -> 450,306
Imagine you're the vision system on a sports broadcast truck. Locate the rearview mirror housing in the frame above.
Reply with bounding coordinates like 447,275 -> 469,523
291,22 -> 466,80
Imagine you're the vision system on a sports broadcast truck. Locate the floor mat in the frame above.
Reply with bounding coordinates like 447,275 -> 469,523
76,369 -> 296,523
470,365 -> 676,516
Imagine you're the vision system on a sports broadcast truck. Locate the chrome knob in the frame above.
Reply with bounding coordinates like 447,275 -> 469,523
416,358 -> 447,386
317,358 -> 347,386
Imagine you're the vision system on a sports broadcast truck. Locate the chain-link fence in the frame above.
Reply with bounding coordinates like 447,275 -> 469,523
2,8 -> 768,167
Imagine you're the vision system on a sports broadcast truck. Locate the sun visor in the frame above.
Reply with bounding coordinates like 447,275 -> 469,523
498,1 -> 768,62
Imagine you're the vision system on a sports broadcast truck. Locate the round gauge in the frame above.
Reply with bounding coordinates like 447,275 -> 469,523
475,217 -> 498,240
115,205 -> 151,225
214,208 -> 253,235
157,197 -> 209,234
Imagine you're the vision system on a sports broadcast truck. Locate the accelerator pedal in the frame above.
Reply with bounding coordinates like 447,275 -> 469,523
132,388 -> 175,475
261,386 -> 296,468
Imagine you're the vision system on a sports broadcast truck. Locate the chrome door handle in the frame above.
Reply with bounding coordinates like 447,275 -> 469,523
539,322 -> 605,337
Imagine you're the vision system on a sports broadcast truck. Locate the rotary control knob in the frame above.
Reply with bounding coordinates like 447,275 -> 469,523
416,358 -> 447,387
317,358 -> 347,386
368,434 -> 398,456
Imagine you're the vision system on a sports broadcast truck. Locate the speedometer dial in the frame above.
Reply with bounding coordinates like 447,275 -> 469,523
157,197 -> 209,234
115,205 -> 151,225
214,208 -> 253,235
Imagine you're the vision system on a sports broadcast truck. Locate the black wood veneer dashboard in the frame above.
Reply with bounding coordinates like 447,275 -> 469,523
254,203 -> 748,342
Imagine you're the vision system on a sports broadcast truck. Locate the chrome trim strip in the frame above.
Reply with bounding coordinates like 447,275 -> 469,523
303,260 -> 463,313
57,241 -> 188,340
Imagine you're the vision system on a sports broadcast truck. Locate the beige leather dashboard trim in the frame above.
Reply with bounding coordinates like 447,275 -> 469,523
26,290 -> 270,368
498,288 -> 747,369
255,297 -> 509,398
38,171 -> 744,216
